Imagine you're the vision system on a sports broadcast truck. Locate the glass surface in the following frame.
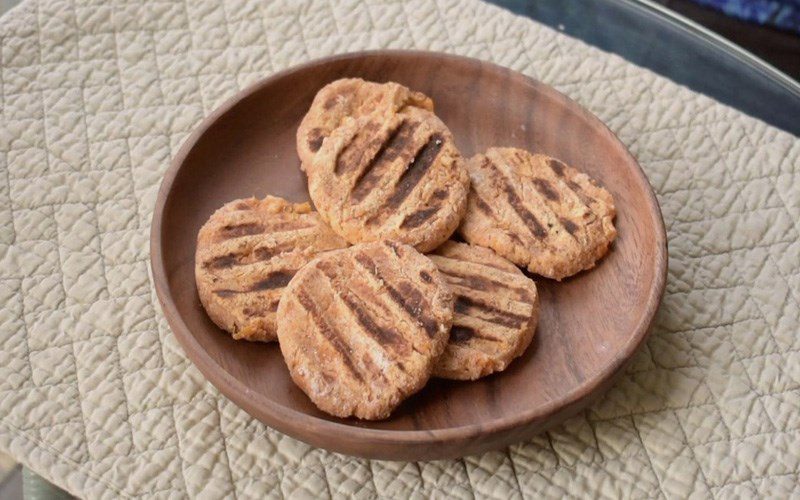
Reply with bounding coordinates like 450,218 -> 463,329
488,0 -> 800,136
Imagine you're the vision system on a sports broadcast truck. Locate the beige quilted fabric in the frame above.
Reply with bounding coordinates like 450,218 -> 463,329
1,0 -> 799,498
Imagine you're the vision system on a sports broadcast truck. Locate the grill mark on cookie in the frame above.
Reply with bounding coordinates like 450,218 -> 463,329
441,270 -> 498,292
454,296 -> 528,329
205,253 -> 238,270
350,120 -> 418,203
308,127 -> 326,153
485,159 -> 548,240
559,217 -> 579,236
472,191 -> 495,216
335,120 -> 381,175
295,290 -> 364,383
399,187 -> 449,229
549,158 -> 566,177
400,206 -> 439,229
505,231 -> 525,246
204,239 -> 302,270
532,178 -> 560,201
215,219 -> 314,244
323,95 -> 339,110
393,282 -> 440,338
340,293 -> 406,349
437,250 -> 513,273
211,269 -> 294,297
316,262 -> 408,351
450,325 -> 501,344
523,159 -> 603,241
219,222 -> 264,239
419,270 -> 433,283
567,180 -> 596,206
383,133 -> 444,211
354,252 -> 439,338
250,270 -> 295,291
450,325 -> 476,343
440,269 -> 530,298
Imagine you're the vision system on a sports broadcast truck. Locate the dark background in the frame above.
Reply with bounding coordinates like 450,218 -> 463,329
654,0 -> 800,79
487,0 -> 800,136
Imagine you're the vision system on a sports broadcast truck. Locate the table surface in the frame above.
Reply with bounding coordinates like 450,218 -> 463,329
0,0 -> 799,498
489,0 -> 800,136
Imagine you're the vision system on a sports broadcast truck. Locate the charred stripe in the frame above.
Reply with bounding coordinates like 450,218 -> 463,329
383,133 -> 444,211
354,252 -> 440,338
471,187 -> 495,216
219,222 -> 264,239
307,127 -> 326,153
454,295 -> 529,329
567,180 -> 596,206
205,240 -> 300,270
317,262 -> 408,350
532,178 -> 560,201
548,158 -> 566,177
559,217 -> 579,236
350,120 -> 419,203
450,325 -> 501,344
211,270 -> 294,296
400,206 -> 439,229
484,159 -> 548,239
296,290 -> 364,383
334,120 -> 382,175
250,270 -> 295,291
440,269 -> 532,298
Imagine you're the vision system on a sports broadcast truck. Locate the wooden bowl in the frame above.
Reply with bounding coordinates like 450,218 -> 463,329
151,51 -> 667,460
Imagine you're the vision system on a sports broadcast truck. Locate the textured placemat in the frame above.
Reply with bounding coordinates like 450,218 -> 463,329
1,0 -> 798,498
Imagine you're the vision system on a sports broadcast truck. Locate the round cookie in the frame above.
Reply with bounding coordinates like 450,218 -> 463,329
305,106 -> 470,252
277,241 -> 453,420
459,148 -> 617,280
429,241 -> 539,380
195,196 -> 348,342
296,78 -> 433,167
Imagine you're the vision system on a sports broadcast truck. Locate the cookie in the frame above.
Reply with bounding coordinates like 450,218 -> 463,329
429,241 -> 539,380
195,196 -> 348,342
277,241 -> 453,420
305,106 -> 470,252
459,148 -> 616,280
296,78 -> 433,167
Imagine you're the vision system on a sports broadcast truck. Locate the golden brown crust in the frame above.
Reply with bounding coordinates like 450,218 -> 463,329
195,196 -> 348,342
429,241 -> 539,380
459,148 -> 617,280
277,241 -> 453,420
305,106 -> 469,252
296,78 -> 433,168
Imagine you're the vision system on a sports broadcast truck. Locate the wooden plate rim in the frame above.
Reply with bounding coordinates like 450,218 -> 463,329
149,49 -> 668,447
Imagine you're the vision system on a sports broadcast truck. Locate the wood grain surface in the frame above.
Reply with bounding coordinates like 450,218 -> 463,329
150,50 -> 668,460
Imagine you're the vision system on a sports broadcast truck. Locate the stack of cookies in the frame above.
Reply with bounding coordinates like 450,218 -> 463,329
195,78 -> 617,420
